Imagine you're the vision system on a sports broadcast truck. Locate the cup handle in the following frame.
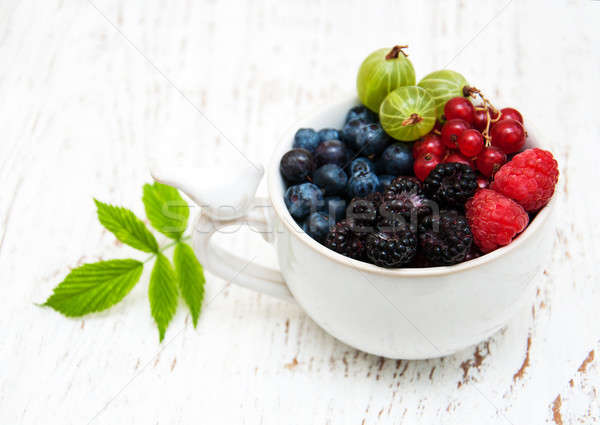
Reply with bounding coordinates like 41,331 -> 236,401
150,160 -> 294,302
191,197 -> 295,302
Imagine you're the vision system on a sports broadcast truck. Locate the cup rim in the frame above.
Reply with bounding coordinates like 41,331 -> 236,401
266,96 -> 556,277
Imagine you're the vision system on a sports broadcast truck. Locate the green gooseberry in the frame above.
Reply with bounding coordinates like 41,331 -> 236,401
379,86 -> 436,142
417,69 -> 474,119
356,45 -> 416,113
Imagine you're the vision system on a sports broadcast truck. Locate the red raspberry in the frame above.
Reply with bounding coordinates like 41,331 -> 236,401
465,189 -> 529,253
490,148 -> 559,211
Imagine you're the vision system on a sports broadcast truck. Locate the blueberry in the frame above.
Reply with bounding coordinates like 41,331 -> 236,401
347,172 -> 380,198
378,174 -> 396,192
345,105 -> 377,124
293,128 -> 320,152
353,122 -> 390,156
314,139 -> 350,168
340,118 -> 368,146
320,196 -> 346,223
349,157 -> 375,176
280,148 -> 315,183
302,212 -> 330,243
317,128 -> 340,142
313,164 -> 348,195
284,183 -> 324,220
378,142 -> 414,176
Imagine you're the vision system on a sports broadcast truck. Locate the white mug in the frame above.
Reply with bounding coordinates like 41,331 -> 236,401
151,96 -> 556,359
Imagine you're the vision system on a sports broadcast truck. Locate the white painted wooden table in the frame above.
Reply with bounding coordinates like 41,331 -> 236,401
1,1 -> 599,423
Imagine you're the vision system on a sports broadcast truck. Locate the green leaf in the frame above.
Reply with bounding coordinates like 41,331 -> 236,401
95,199 -> 159,253
149,253 -> 179,341
43,259 -> 143,317
142,182 -> 189,240
174,242 -> 205,327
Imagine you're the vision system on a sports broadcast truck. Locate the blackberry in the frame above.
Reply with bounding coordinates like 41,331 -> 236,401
465,245 -> 482,262
365,191 -> 384,209
418,210 -> 473,265
384,176 -> 422,197
377,174 -> 395,192
377,211 -> 411,234
346,197 -> 377,222
325,219 -> 365,260
406,251 -> 434,268
366,231 -> 417,268
423,163 -> 477,208
381,177 -> 431,231
346,196 -> 378,233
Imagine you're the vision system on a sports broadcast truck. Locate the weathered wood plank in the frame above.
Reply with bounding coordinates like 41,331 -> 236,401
0,1 -> 598,424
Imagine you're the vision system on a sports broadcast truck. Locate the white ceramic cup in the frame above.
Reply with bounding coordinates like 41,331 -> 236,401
151,96 -> 556,359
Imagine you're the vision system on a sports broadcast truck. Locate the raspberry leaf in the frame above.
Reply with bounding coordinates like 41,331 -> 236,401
142,182 -> 189,240
173,242 -> 205,327
95,200 -> 158,253
43,260 -> 143,317
149,253 -> 179,342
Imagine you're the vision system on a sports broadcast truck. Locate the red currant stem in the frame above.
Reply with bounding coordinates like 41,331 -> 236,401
464,85 -> 500,116
483,108 -> 492,147
401,113 -> 423,126
433,129 -> 441,136
477,91 -> 500,117
463,86 -> 480,97
385,45 -> 409,60
467,87 -> 501,147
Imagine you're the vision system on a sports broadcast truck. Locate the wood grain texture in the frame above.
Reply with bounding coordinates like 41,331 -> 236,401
0,0 -> 599,424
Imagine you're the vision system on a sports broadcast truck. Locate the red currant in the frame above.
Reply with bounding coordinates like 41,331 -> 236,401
457,129 -> 484,157
472,109 -> 487,132
441,119 -> 471,149
414,152 -> 441,182
472,108 -> 498,132
490,119 -> 526,154
412,133 -> 447,159
444,97 -> 475,124
476,175 -> 490,189
444,151 -> 475,169
499,107 -> 523,124
476,146 -> 507,177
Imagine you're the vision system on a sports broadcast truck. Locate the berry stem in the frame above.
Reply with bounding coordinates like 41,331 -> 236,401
467,86 -> 501,146
385,45 -> 409,60
401,113 -> 423,126
463,86 -> 479,97
483,109 -> 492,147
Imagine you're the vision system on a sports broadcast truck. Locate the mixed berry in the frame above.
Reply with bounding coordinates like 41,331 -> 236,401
280,45 -> 559,268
